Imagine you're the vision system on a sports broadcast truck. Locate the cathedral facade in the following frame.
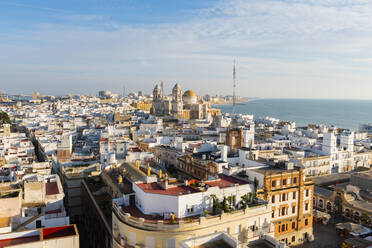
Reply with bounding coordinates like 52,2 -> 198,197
151,83 -> 221,120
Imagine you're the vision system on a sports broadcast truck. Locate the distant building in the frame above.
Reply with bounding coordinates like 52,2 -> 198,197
57,135 -> 72,163
151,83 -> 221,120
32,92 -> 40,100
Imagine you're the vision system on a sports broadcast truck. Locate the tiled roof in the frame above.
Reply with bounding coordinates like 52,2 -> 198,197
205,174 -> 249,188
136,182 -> 199,196
45,182 -> 59,195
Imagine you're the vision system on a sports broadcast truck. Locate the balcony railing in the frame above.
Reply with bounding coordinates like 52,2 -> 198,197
112,201 -> 269,231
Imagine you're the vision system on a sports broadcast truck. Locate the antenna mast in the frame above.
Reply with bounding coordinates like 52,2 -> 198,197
232,60 -> 236,116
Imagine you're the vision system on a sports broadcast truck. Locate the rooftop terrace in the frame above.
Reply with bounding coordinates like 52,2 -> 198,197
136,182 -> 199,196
0,225 -> 78,248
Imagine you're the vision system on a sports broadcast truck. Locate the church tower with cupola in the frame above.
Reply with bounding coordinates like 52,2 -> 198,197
171,83 -> 183,117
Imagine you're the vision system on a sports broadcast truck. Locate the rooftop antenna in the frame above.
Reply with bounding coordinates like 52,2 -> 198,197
232,60 -> 236,117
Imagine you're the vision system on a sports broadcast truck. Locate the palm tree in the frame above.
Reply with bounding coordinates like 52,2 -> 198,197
248,192 -> 253,203
241,195 -> 249,209
253,177 -> 259,194
210,194 -> 218,214
222,197 -> 230,213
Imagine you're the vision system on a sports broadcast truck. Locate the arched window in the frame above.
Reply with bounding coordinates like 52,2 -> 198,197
345,209 -> 350,217
326,202 -> 332,211
319,199 -> 323,208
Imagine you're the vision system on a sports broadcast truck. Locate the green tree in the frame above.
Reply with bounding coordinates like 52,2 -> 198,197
210,194 -> 218,214
248,192 -> 253,203
253,177 -> 259,193
0,112 -> 11,127
241,194 -> 249,209
360,212 -> 371,226
222,197 -> 230,213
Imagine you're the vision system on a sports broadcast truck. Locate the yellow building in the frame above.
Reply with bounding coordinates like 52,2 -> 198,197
111,166 -> 275,248
132,100 -> 152,112
112,201 -> 274,248
257,167 -> 314,246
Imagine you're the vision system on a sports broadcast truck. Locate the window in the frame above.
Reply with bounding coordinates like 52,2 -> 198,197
292,206 -> 296,214
292,222 -> 295,229
305,203 -> 309,211
282,208 -> 286,216
282,194 -> 286,201
129,232 -> 136,246
292,236 -> 295,242
272,195 -> 275,203
166,238 -> 176,248
235,225 -> 241,234
187,206 -> 194,213
293,192 -> 296,199
272,181 -> 276,187
146,237 -> 155,248
278,225 -> 281,232
272,211 -> 275,218
305,219 -> 308,226
283,179 -> 287,185
306,189 -> 309,197
293,177 -> 297,184
282,224 -> 286,232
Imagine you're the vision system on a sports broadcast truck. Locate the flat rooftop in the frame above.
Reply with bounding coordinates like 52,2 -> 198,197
0,217 -> 10,228
313,173 -> 351,186
45,182 -> 59,195
0,225 -> 77,248
120,163 -> 146,182
121,203 -> 201,222
353,170 -> 372,180
252,166 -> 297,175
43,225 -> 77,240
205,174 -> 249,188
196,239 -> 233,248
136,182 -> 199,196
0,235 -> 39,248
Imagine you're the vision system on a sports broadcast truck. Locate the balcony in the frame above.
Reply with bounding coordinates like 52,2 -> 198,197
112,199 -> 269,231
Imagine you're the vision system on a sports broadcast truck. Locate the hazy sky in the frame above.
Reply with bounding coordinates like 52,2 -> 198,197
1,0 -> 372,99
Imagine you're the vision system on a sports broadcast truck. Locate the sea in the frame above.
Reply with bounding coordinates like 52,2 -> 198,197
215,99 -> 372,131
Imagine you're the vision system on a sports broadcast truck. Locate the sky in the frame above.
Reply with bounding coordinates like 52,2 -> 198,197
1,0 -> 372,99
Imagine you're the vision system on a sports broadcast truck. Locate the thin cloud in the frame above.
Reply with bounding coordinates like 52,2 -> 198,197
0,0 -> 372,98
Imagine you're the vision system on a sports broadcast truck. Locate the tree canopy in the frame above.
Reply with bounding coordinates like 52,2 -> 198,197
0,112 -> 11,127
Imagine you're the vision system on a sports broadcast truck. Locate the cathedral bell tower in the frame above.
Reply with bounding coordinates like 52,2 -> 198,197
171,83 -> 183,118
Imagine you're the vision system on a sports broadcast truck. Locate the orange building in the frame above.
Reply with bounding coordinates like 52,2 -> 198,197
177,154 -> 219,181
226,127 -> 243,154
256,167 -> 314,246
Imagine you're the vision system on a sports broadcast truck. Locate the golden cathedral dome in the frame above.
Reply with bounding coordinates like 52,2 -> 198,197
183,90 -> 197,97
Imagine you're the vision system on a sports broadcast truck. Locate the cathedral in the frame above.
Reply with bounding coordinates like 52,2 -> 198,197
151,83 -> 221,120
